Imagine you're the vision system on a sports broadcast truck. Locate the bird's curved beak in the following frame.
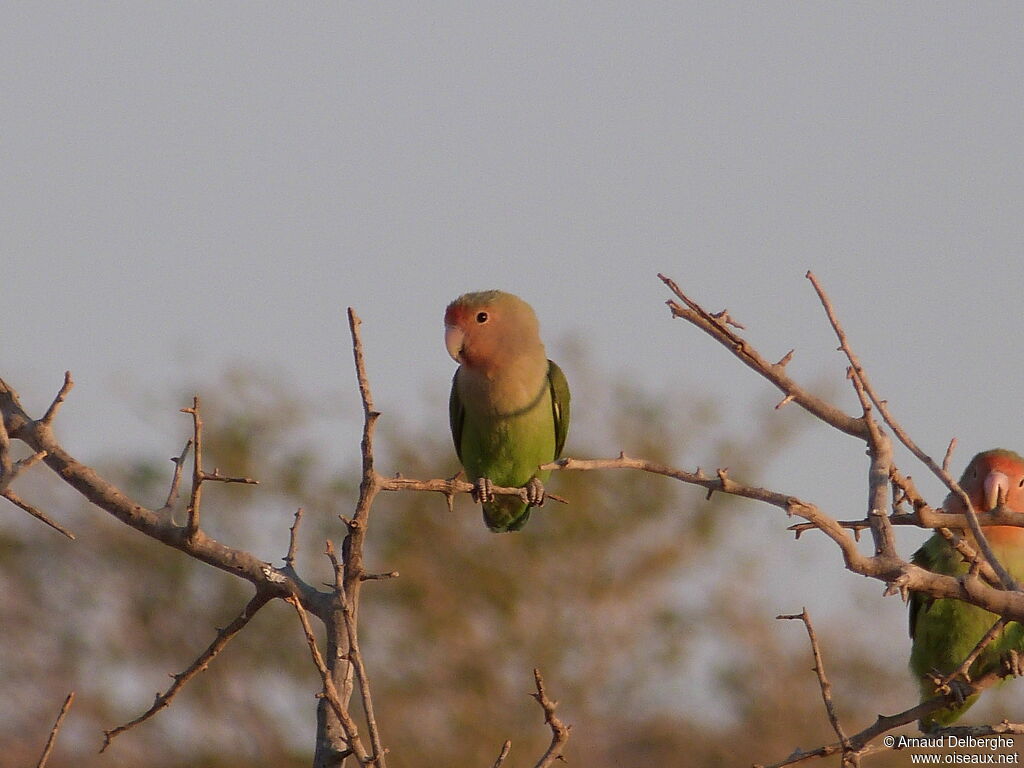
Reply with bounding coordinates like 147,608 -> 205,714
984,470 -> 1010,510
444,325 -> 464,363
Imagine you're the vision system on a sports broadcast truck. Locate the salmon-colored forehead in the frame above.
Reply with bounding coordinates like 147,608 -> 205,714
980,453 -> 1024,475
444,303 -> 468,326
444,290 -> 505,326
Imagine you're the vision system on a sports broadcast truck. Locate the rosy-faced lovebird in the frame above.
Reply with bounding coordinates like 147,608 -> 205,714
909,449 -> 1024,728
444,290 -> 570,532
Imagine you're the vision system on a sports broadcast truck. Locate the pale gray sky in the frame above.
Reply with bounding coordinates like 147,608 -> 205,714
3,1 -> 1024,683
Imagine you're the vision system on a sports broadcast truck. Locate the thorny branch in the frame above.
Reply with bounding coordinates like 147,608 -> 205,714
529,668 -> 571,768
544,273 -> 1024,763
806,271 -> 1016,591
776,610 -> 855,768
101,592 -> 273,752
0,304 -> 573,765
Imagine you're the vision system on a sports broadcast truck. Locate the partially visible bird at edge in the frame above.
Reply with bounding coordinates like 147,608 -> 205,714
909,448 -> 1024,728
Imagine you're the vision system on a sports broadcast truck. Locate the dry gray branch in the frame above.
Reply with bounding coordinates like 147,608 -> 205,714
806,271 -> 1017,591
491,740 -> 512,768
35,691 -> 74,768
288,595 -> 373,766
777,610 -> 856,767
529,669 -> 570,768
101,592 -> 273,751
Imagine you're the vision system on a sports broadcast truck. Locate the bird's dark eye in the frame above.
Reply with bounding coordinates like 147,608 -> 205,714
1018,478 -> 1023,487
476,312 -> 488,323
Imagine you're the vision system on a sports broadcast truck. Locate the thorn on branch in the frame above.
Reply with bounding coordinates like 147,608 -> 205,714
775,394 -> 795,410
710,308 -> 746,330
201,468 -> 259,485
776,349 -> 795,368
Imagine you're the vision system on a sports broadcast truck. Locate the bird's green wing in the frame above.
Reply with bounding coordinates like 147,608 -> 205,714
909,536 -> 942,639
449,370 -> 465,464
547,360 -> 571,459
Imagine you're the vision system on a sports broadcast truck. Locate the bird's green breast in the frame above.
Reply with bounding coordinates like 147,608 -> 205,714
910,531 -> 1024,726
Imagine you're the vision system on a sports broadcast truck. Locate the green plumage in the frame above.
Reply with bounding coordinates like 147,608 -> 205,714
450,361 -> 569,531
908,449 -> 1024,728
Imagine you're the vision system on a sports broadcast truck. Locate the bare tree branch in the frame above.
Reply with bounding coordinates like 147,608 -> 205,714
40,371 -> 73,426
658,273 -> 868,440
381,475 -> 567,505
285,507 -> 304,571
102,592 -> 273,751
1,488 -> 75,540
287,595 -> 373,766
328,541 -> 388,768
490,740 -> 512,768
777,610 -> 855,767
35,691 -> 74,768
806,271 -> 1017,590
529,669 -> 570,768
158,440 -> 192,515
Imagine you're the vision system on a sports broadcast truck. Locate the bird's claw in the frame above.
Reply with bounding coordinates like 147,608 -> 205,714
927,672 -> 971,705
524,477 -> 546,507
472,477 -> 495,504
1001,650 -> 1022,678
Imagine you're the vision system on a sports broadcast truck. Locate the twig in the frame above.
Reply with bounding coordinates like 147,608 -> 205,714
942,617 -> 1008,686
102,592 -> 272,752
2,488 -> 75,540
529,669 -> 570,768
806,271 -> 1016,591
777,610 -> 853,763
491,740 -> 512,768
156,441 -> 191,517
657,273 -> 868,440
285,508 -> 304,570
181,397 -> 204,540
327,542 -> 388,767
754,667 -> 1014,767
544,453 -> 862,567
179,399 -> 258,541
943,438 -> 957,474
287,595 -> 372,766
0,417 -> 47,492
381,475 -> 568,505
40,371 -> 73,426
845,366 -> 897,558
35,691 -> 74,768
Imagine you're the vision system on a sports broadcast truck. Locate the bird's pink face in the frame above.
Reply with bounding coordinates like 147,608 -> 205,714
444,301 -> 498,368
961,453 -> 1024,513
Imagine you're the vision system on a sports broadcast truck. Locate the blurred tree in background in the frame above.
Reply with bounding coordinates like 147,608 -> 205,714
2,354 -> 1006,766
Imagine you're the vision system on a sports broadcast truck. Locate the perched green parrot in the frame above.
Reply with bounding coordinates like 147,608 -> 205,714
909,448 -> 1024,728
444,290 -> 570,532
